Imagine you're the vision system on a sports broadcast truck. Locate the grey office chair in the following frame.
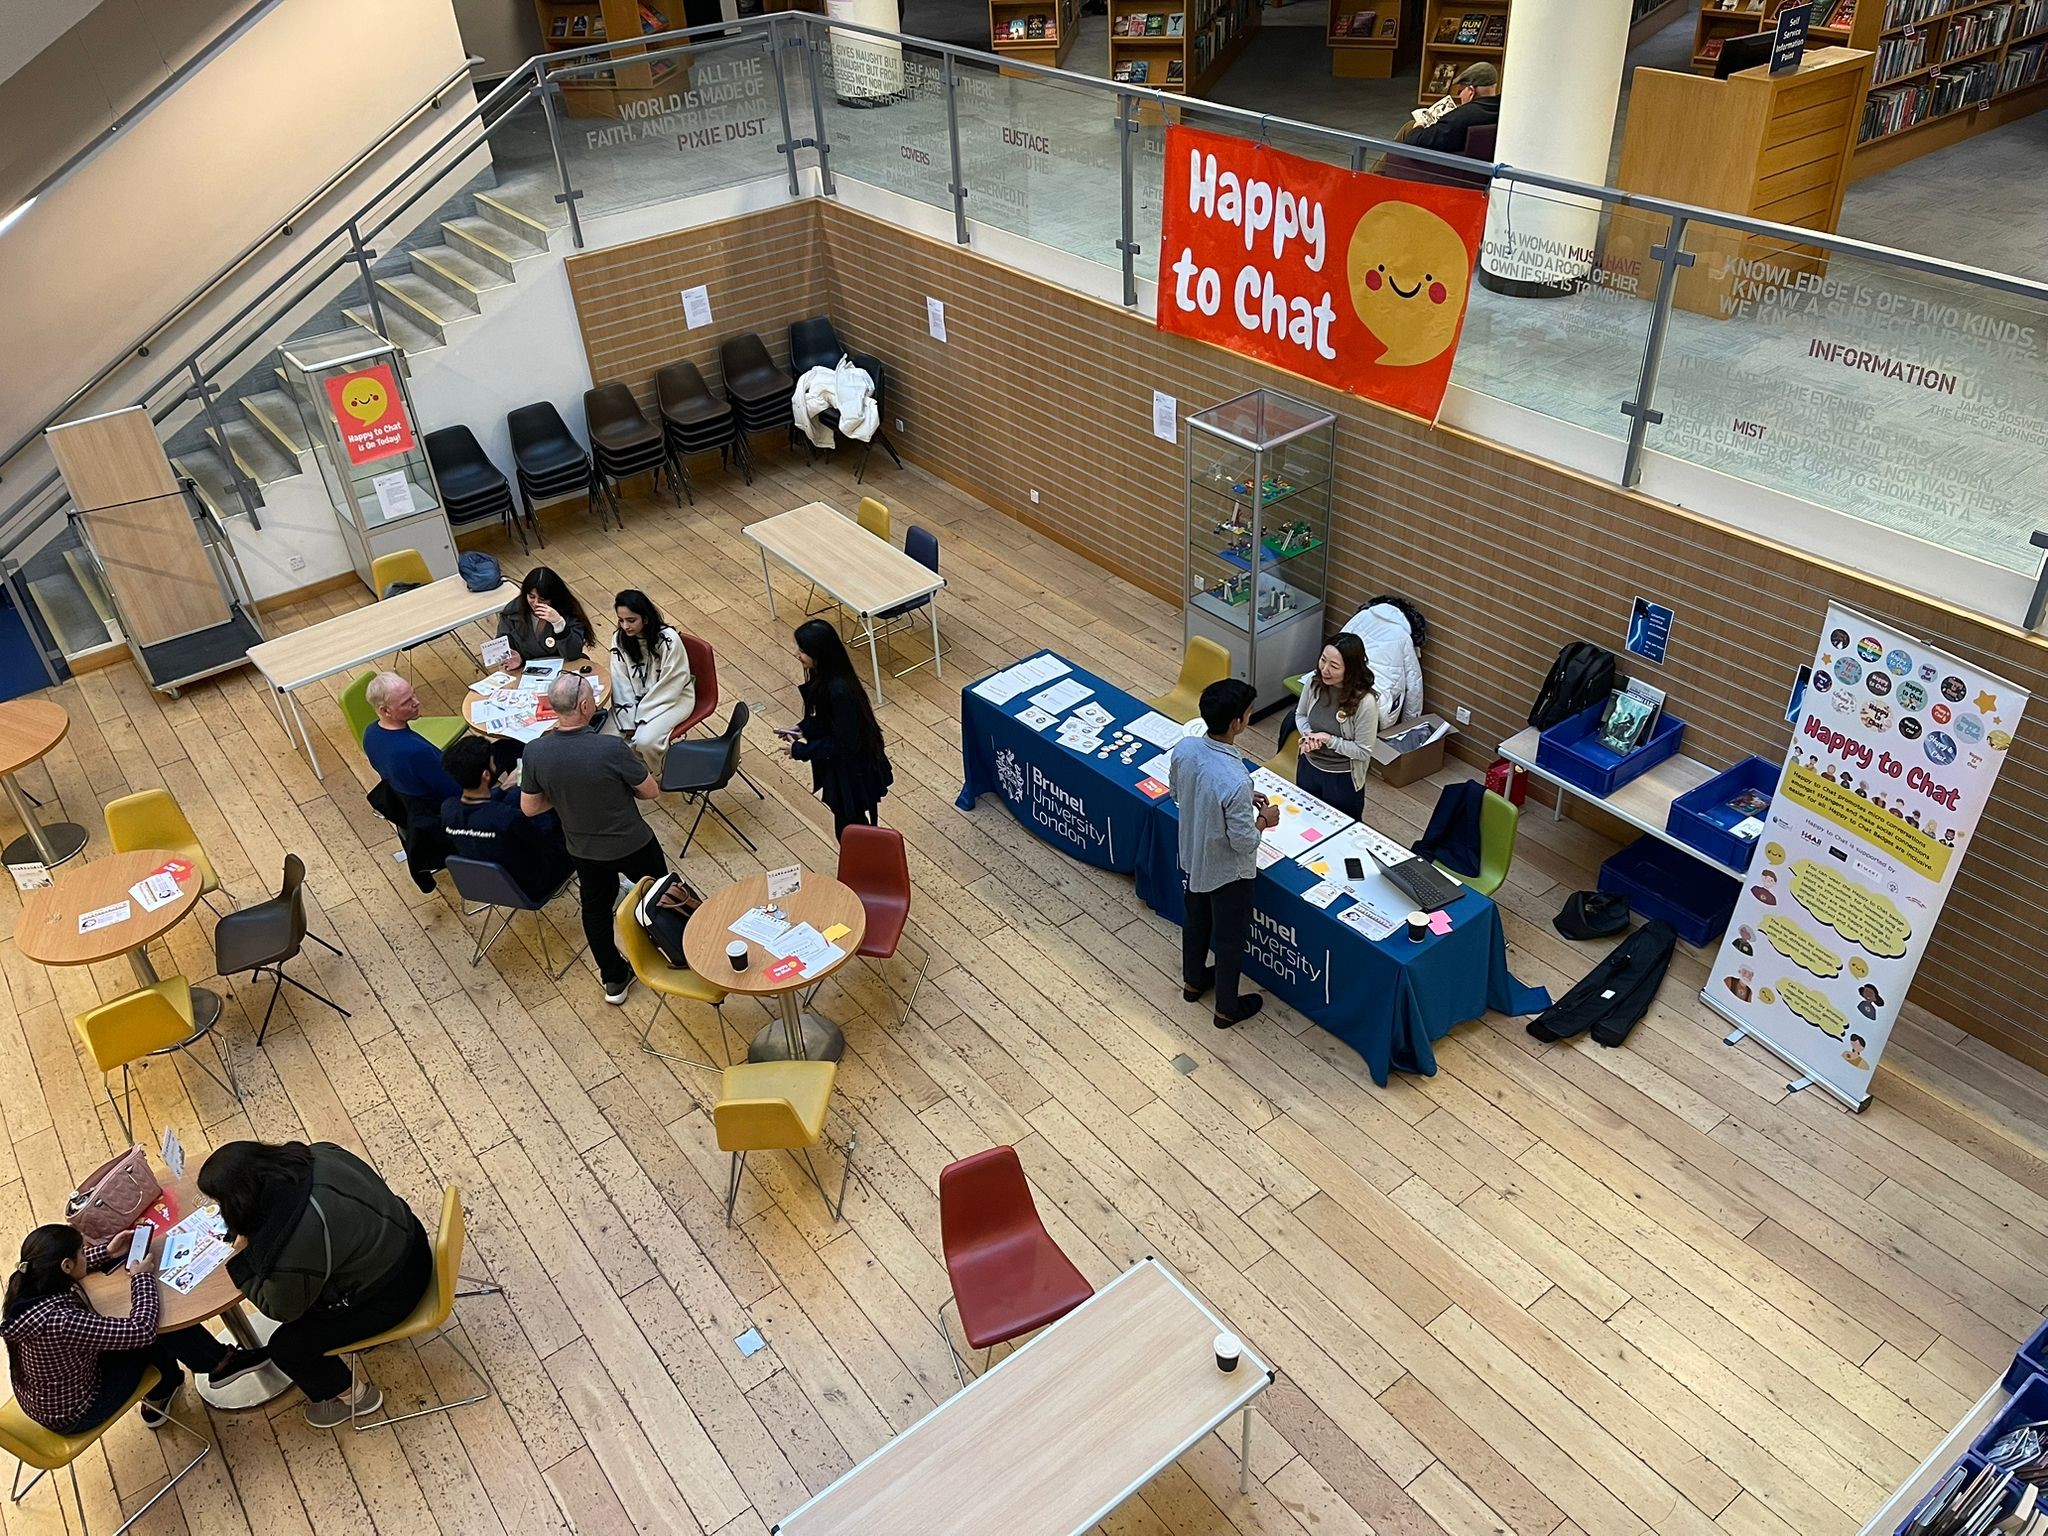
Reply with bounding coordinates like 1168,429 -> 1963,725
445,856 -> 583,978
659,702 -> 761,856
212,855 -> 348,1044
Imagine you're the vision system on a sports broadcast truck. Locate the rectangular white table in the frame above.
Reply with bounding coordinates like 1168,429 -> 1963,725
247,576 -> 517,778
772,1257 -> 1272,1536
745,501 -> 945,702
1496,726 -> 1748,876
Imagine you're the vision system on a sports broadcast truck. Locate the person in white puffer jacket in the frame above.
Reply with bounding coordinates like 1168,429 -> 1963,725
1341,595 -> 1427,727
604,589 -> 695,773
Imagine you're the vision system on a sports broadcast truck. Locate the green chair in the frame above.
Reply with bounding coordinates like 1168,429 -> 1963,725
340,670 -> 466,756
1437,788 -> 1519,898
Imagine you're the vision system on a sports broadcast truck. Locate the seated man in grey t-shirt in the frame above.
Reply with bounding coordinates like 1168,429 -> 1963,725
520,673 -> 666,1004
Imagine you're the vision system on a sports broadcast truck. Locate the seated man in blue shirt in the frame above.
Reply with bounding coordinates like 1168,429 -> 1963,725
440,735 -> 574,901
362,673 -> 461,892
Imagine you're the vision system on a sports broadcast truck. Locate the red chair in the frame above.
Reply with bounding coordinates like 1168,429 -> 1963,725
835,825 -> 923,1025
938,1146 -> 1093,1385
668,633 -> 763,799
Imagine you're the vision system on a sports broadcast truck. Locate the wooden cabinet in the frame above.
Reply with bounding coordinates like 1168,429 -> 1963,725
1418,0 -> 1509,103
533,0 -> 683,117
992,0 -> 1081,66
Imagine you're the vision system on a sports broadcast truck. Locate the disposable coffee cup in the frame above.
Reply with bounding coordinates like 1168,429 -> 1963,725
726,940 -> 750,971
1405,910 -> 1429,943
1214,1332 -> 1242,1373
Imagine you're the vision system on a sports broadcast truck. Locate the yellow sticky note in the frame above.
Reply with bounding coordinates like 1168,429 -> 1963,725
823,924 -> 851,942
1309,862 -> 1330,876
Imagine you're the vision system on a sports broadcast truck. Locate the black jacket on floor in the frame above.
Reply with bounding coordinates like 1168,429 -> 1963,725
1527,919 -> 1677,1048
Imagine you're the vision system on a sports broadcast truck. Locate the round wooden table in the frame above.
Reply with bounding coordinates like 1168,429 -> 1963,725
461,660 -> 603,739
15,849 -> 224,1030
0,699 -> 87,868
683,869 -> 867,1062
79,1172 -> 293,1408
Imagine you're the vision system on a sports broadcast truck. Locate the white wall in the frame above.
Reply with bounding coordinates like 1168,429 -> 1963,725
448,0 -> 543,81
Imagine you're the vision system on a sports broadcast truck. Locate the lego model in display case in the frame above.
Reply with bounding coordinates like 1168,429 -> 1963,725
1183,388 -> 1334,709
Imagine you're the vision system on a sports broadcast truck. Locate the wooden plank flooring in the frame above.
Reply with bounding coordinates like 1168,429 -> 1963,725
1,448 -> 2041,1535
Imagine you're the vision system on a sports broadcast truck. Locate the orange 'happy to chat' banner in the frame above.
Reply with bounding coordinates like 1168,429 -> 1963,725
1157,126 -> 1488,422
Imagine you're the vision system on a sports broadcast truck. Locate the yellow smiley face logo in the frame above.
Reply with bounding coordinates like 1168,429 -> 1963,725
1848,956 -> 1869,979
1765,842 -> 1786,865
1758,988 -> 1775,1006
339,376 -> 389,425
1345,201 -> 1471,367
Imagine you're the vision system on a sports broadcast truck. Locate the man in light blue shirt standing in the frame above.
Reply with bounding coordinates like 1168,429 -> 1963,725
1168,678 -> 1279,1028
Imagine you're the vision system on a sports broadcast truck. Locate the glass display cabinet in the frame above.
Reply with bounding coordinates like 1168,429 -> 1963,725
281,331 -> 456,590
1183,389 -> 1334,709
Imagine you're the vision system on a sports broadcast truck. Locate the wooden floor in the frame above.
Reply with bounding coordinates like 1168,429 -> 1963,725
4,448 -> 2043,1536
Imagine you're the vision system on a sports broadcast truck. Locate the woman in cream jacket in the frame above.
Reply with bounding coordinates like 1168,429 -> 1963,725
1293,631 -> 1378,818
605,590 -> 695,772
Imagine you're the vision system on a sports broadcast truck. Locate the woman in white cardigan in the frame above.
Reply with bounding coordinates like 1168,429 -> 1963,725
1293,631 -> 1378,818
605,590 -> 695,773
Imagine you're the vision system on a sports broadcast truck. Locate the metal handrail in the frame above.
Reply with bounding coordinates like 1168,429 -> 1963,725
0,52 -> 492,475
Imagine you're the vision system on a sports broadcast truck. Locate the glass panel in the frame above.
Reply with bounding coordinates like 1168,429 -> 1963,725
1130,100 -> 1168,288
17,521 -> 122,660
555,37 -> 786,219
949,60 -> 1125,270
1448,177 -> 1666,480
1645,218 -> 2048,575
814,33 -> 957,214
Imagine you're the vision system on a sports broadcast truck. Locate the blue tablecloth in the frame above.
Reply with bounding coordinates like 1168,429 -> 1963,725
958,651 -> 1550,1084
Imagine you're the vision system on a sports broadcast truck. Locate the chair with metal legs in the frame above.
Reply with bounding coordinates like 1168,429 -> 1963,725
104,788 -> 232,917
659,703 -> 760,857
211,854 -> 349,1044
712,1061 -> 853,1227
1,1369 -> 210,1535
936,1145 -> 1093,1387
325,1186 -> 503,1431
447,856 -> 584,978
75,977 -> 238,1139
615,877 -> 732,1069
664,637 -> 765,800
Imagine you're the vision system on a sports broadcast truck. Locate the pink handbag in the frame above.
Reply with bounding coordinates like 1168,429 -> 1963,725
65,1148 -> 162,1242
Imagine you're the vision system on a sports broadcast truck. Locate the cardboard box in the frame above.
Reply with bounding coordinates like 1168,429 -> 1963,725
1371,714 -> 1454,788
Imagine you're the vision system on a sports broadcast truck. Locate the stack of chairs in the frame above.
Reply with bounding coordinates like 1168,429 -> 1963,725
424,426 -> 528,550
585,383 -> 679,522
506,401 -> 601,533
656,361 -> 749,497
719,334 -> 796,460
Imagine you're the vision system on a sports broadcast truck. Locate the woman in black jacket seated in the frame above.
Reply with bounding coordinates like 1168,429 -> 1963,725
780,619 -> 893,838
197,1141 -> 433,1428
497,565 -> 591,666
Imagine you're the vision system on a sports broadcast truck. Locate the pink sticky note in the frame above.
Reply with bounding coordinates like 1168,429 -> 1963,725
1301,828 -> 1322,843
1428,910 -> 1453,935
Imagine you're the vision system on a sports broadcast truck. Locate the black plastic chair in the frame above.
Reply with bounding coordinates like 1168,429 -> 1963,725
656,361 -> 748,492
719,334 -> 796,456
659,701 -> 764,856
876,524 -> 947,678
212,855 -> 349,1044
425,425 -> 528,551
585,383 -> 678,520
787,316 -> 904,483
446,856 -> 583,978
507,401 -> 598,534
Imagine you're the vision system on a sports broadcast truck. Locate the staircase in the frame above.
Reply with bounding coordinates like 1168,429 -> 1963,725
171,177 -> 566,521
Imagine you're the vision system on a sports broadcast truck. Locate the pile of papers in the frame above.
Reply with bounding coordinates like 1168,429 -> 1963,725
728,906 -> 846,978
1249,767 -> 1354,859
970,653 -> 1071,705
160,1206 -> 232,1295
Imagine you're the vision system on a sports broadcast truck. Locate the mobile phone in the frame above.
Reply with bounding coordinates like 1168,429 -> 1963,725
126,1222 -> 154,1269
774,726 -> 802,739
1344,857 -> 1365,880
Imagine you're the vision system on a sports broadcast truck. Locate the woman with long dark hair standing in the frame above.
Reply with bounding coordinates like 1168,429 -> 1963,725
497,565 -> 592,665
1293,631 -> 1378,819
780,619 -> 893,838
2,1224 -> 233,1433
606,589 -> 695,772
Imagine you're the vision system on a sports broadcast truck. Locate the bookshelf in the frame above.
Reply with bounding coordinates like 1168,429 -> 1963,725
1109,0 -> 1259,94
991,0 -> 1080,68
1692,0 -> 1776,72
1418,0 -> 1510,105
1326,1 -> 1402,78
533,0 -> 678,117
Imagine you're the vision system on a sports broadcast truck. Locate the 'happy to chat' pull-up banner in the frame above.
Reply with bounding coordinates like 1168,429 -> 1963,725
1156,126 -> 1487,423
1705,603 -> 2026,1110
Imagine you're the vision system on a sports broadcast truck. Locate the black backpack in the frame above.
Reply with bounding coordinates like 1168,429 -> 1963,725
1528,641 -> 1617,731
633,873 -> 703,969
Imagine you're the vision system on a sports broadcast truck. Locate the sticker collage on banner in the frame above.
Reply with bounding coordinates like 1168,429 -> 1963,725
1704,604 -> 2028,1108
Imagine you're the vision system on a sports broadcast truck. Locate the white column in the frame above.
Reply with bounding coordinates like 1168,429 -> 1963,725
1479,0 -> 1631,295
826,0 -> 905,103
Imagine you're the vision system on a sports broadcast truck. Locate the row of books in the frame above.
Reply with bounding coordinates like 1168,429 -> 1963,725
1818,0 -> 1856,25
1705,0 -> 1767,12
1001,14 -> 1057,38
1998,36 -> 2045,87
1884,0 -> 1958,29
1859,56 -> 1998,136
2016,0 -> 2048,37
1112,12 -> 1185,34
1432,11 -> 1506,43
1331,10 -> 1397,37
550,11 -> 609,38
1942,3 -> 2012,59
1874,31 -> 1931,80
1110,56 -> 1186,79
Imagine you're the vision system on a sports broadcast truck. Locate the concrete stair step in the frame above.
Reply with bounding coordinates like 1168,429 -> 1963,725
375,271 -> 477,341
476,177 -> 565,244
442,214 -> 546,280
409,244 -> 507,309
241,389 -> 311,455
173,445 -> 249,519
204,417 -> 300,486
344,304 -> 440,356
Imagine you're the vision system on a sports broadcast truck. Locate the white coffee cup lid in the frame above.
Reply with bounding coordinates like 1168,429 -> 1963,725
1407,910 -> 1428,923
1214,1331 -> 1240,1355
726,939 -> 749,953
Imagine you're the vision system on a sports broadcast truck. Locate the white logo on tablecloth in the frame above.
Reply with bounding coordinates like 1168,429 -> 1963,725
996,748 -> 1026,803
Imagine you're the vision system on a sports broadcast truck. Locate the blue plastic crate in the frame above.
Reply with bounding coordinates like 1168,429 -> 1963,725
1667,756 -> 1780,872
1598,835 -> 1742,947
1535,701 -> 1686,798
2008,1316 -> 2048,1393
1894,1456 -> 1993,1535
1973,1372 -> 2048,1460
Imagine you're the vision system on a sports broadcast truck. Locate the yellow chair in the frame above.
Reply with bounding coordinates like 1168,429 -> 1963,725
339,670 -> 466,755
1262,726 -> 1300,779
104,788 -> 224,909
1147,635 -> 1232,724
1,1369 -> 210,1534
856,496 -> 890,540
325,1186 -> 501,1431
616,878 -> 732,1070
713,1060 -> 852,1226
370,549 -> 433,596
75,977 -> 238,1140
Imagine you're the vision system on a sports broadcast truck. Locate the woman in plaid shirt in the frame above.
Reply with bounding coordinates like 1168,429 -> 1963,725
2,1225 -> 233,1432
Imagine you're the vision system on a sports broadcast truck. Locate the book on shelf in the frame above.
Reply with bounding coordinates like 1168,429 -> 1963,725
1434,15 -> 1460,39
1027,12 -> 1048,35
1009,16 -> 1027,36
1425,58 -> 1460,93
1481,13 -> 1505,43
1131,57 -> 1150,79
1455,12 -> 1487,42
1146,11 -> 1166,32
1168,11 -> 1183,32
591,13 -> 606,34
638,2 -> 667,31
1350,9 -> 1377,34
570,13 -> 589,36
1113,59 -> 1135,79
551,14 -> 569,35
1700,36 -> 1724,59
1332,11 -> 1350,33
1167,56 -> 1185,77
